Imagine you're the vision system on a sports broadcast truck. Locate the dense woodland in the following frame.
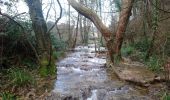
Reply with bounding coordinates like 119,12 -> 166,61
0,0 -> 170,99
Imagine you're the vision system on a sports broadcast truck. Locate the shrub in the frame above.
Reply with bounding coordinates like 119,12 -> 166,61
8,68 -> 35,87
52,51 -> 65,59
121,45 -> 135,56
146,55 -> 163,72
22,58 -> 37,69
0,92 -> 16,100
162,92 -> 170,100
135,38 -> 150,52
50,34 -> 67,51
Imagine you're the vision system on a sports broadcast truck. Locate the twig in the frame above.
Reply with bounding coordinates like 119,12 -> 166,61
12,12 -> 26,19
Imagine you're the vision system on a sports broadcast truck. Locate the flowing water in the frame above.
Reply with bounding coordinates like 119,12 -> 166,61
46,45 -> 159,100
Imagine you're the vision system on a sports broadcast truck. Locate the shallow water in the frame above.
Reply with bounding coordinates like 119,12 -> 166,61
47,45 -> 154,100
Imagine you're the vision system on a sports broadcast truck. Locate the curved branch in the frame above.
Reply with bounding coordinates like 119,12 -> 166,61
67,0 -> 112,41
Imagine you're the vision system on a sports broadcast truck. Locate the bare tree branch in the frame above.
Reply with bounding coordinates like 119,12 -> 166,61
47,0 -> 62,36
46,0 -> 53,20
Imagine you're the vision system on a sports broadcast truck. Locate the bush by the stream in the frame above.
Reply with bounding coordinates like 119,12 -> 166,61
0,92 -> 16,100
121,40 -> 164,73
134,38 -> 150,52
145,55 -> 163,72
8,68 -> 35,87
162,92 -> 170,100
50,33 -> 68,51
121,44 -> 135,57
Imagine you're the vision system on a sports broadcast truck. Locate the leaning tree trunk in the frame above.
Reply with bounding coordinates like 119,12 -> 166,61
67,0 -> 134,63
112,0 -> 134,61
26,0 -> 56,76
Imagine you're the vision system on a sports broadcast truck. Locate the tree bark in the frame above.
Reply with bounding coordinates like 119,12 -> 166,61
26,0 -> 55,76
26,0 -> 49,54
113,0 -> 134,60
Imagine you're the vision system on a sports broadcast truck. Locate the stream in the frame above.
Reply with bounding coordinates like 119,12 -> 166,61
46,44 -> 160,100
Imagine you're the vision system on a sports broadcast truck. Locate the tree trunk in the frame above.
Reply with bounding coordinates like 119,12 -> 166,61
72,14 -> 80,48
26,0 -> 55,76
67,0 -> 134,63
113,0 -> 134,61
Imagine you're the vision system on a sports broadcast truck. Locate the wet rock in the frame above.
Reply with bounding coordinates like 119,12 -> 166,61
80,87 -> 92,99
110,62 -> 155,86
96,89 -> 107,100
104,90 -> 150,100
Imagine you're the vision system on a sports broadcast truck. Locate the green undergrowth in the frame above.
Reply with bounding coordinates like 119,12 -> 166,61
39,55 -> 56,77
8,67 -> 35,87
121,44 -> 135,57
52,51 -> 65,60
161,92 -> 170,100
39,50 -> 66,77
0,92 -> 16,100
121,40 -> 164,73
145,55 -> 163,73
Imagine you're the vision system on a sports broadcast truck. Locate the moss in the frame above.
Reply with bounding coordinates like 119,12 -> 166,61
39,55 -> 57,77
39,55 -> 49,77
47,58 -> 57,76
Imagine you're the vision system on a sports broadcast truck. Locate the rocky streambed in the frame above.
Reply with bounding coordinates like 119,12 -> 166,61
46,45 -> 166,100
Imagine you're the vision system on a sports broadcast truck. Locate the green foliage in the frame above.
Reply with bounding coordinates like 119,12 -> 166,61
121,45 -> 135,56
114,54 -> 122,64
39,65 -> 48,77
135,38 -> 150,52
145,55 -> 163,72
152,0 -> 159,31
161,92 -> 170,100
52,51 -> 65,59
137,51 -> 147,61
22,58 -> 37,69
50,34 -> 67,51
47,60 -> 57,76
39,56 -> 56,77
0,92 -> 16,100
39,56 -> 49,77
8,68 -> 35,87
